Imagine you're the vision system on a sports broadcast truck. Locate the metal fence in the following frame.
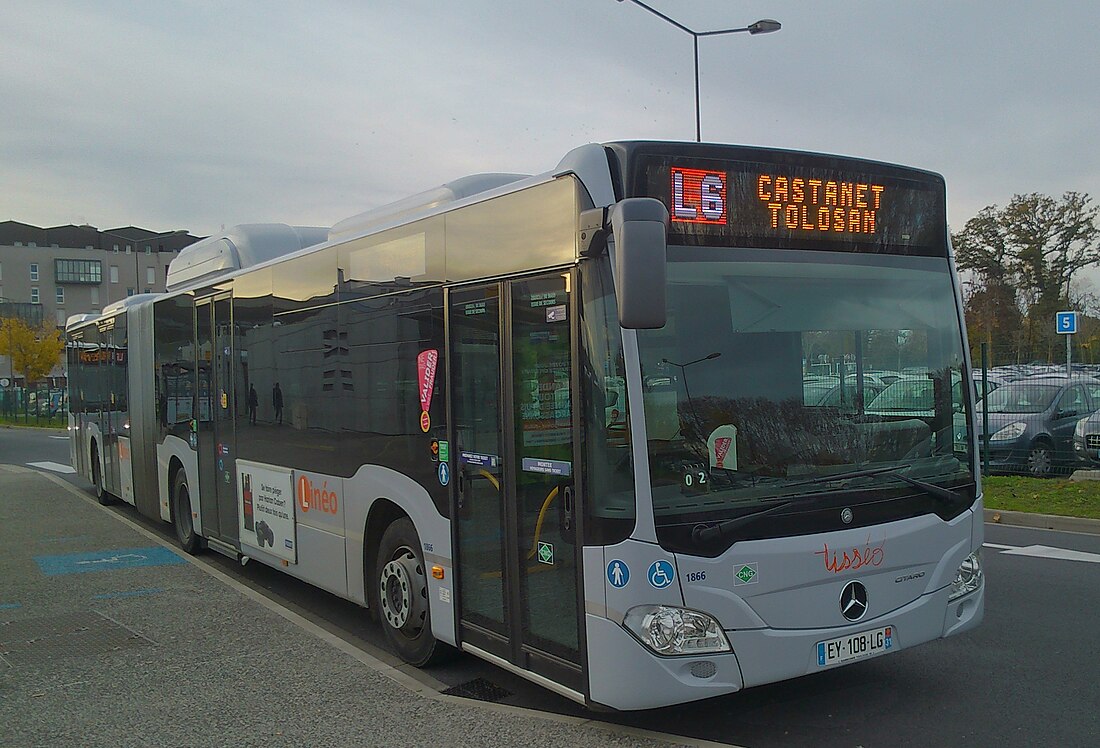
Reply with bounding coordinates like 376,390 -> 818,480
0,385 -> 67,427
972,342 -> 1100,478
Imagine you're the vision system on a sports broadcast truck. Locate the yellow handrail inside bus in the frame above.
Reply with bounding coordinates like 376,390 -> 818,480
526,486 -> 559,560
477,468 -> 500,492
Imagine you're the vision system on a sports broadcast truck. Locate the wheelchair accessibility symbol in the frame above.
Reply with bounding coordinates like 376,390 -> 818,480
647,560 -> 675,589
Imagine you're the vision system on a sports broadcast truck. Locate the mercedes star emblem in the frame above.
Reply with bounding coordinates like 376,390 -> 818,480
840,581 -> 869,621
841,507 -> 854,524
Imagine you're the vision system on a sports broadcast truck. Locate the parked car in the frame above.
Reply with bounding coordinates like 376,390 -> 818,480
1073,410 -> 1100,467
978,375 -> 1100,477
803,376 -> 886,412
971,371 -> 1009,400
865,373 -> 963,419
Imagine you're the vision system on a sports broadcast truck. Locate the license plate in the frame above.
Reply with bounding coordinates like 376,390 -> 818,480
817,626 -> 893,666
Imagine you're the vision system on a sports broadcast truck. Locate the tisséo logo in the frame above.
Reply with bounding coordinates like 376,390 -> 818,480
297,474 -> 339,514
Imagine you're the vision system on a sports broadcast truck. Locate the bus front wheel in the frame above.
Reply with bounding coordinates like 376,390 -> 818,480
375,517 -> 448,667
91,443 -> 113,506
172,470 -> 202,555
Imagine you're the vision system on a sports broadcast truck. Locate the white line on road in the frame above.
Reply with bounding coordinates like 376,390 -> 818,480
27,461 -> 76,474
49,436 -> 69,440
983,542 -> 1100,564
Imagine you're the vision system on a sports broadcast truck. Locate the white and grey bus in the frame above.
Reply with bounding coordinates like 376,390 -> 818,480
67,141 -> 983,710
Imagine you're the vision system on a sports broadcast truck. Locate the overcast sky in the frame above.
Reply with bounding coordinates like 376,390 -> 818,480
3,1 -> 1099,239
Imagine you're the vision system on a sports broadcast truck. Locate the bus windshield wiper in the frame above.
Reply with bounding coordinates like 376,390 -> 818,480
691,500 -> 794,544
691,465 -> 965,545
784,464 -> 965,508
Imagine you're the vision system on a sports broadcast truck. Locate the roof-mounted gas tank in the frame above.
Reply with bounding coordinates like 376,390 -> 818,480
327,174 -> 528,243
165,223 -> 329,291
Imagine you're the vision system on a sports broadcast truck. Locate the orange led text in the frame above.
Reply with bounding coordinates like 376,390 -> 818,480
757,174 -> 885,235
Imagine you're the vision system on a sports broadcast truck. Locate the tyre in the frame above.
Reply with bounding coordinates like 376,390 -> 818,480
1026,441 -> 1053,478
172,469 -> 203,554
91,443 -> 113,506
375,517 -> 450,666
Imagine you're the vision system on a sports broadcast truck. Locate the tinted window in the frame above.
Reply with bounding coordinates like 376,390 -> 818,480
154,294 -> 196,440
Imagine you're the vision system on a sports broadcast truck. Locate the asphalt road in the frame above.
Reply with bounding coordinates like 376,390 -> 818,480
6,425 -> 1100,747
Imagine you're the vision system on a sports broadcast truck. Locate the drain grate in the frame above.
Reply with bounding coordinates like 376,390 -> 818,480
442,677 -> 512,703
0,611 -> 153,667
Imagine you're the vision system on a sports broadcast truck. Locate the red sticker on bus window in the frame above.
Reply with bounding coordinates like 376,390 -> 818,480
417,349 -> 439,413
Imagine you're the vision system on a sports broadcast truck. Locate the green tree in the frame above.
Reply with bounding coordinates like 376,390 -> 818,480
0,317 -> 65,386
963,283 -> 1023,365
954,192 -> 1100,360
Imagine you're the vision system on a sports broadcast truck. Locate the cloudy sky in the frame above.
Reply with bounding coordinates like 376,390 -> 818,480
3,1 -> 1098,238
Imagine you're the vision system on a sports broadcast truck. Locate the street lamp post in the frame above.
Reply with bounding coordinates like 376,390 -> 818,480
618,0 -> 780,142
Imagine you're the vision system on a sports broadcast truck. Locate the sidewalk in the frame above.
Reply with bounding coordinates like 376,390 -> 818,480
0,465 -> 707,748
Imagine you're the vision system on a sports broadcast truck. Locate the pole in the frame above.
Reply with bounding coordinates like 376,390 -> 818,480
693,35 -> 701,142
6,320 -> 13,417
1067,332 -> 1072,377
617,2 -> 779,143
981,342 -> 989,476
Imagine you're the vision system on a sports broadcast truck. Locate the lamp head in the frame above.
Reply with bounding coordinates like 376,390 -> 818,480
747,19 -> 781,35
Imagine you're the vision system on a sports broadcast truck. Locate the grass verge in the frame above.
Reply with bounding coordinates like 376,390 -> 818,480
0,415 -> 66,429
982,475 -> 1100,520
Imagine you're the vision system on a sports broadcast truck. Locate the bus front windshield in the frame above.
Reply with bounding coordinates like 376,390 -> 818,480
635,247 -> 974,551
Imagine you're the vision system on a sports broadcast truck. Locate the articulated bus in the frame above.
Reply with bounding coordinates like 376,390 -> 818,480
67,141 -> 983,710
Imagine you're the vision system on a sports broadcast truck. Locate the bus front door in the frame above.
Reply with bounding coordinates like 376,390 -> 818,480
195,293 -> 239,544
450,272 -> 584,696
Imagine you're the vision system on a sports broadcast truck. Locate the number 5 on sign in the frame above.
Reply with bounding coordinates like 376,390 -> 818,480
1056,311 -> 1077,334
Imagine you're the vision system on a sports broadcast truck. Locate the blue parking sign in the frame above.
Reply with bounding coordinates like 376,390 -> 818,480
1056,311 -> 1077,335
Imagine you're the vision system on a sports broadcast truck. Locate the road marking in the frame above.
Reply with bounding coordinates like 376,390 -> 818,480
27,460 -> 76,474
35,547 -> 186,576
984,542 -> 1100,564
49,436 -> 69,440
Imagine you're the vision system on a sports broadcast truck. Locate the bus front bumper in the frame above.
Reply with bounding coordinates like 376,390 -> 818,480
586,584 -> 982,711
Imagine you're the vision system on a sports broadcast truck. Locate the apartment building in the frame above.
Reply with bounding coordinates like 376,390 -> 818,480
0,220 -> 202,386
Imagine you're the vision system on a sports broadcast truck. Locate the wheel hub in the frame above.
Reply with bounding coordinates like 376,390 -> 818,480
1029,447 -> 1051,475
380,548 -> 426,635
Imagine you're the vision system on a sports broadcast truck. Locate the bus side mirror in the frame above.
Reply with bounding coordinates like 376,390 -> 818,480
610,198 -> 668,329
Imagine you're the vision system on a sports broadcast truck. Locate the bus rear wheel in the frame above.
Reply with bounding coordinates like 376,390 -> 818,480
172,470 -> 202,555
375,517 -> 448,667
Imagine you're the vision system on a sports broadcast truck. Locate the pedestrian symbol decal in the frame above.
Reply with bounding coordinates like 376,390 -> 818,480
607,559 -> 630,588
437,461 -> 450,486
648,560 -> 675,589
537,541 -> 554,565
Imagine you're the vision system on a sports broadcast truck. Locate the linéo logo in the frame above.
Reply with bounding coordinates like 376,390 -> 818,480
297,474 -> 339,514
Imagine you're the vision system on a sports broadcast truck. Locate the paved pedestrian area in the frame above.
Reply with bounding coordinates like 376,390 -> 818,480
0,465 -> 708,748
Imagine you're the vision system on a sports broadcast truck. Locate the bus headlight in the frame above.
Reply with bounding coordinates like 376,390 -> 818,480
623,605 -> 731,656
949,550 -> 983,600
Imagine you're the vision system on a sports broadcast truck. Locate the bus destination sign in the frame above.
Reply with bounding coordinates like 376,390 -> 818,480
671,166 -> 887,236
652,158 -> 945,254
